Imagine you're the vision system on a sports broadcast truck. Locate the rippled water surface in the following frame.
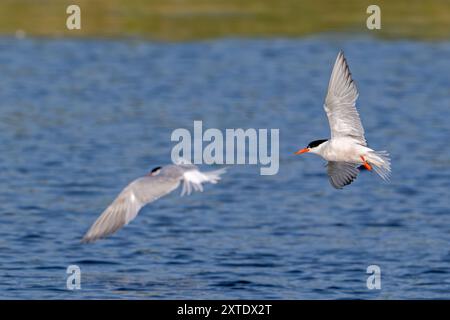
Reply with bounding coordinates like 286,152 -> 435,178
0,36 -> 449,299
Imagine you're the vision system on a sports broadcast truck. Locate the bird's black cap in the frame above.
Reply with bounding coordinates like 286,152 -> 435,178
151,166 -> 162,173
307,139 -> 328,149
147,166 -> 162,176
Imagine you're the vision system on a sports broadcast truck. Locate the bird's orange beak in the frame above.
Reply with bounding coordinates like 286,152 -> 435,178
294,148 -> 310,155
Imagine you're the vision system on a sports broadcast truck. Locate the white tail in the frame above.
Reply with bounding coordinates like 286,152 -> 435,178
367,151 -> 391,181
181,168 -> 226,196
203,168 -> 227,184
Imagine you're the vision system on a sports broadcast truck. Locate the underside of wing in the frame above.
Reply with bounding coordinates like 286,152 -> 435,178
327,161 -> 360,189
324,51 -> 366,145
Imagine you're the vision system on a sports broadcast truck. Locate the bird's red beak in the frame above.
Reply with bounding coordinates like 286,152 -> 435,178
294,148 -> 310,155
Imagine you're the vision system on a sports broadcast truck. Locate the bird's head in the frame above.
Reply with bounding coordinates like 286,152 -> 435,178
147,166 -> 162,176
295,139 -> 328,155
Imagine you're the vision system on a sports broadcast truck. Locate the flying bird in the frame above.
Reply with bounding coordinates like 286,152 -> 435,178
295,51 -> 390,189
82,164 -> 226,243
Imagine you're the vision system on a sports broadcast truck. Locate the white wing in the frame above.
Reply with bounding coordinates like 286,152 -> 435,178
327,161 -> 360,189
324,51 -> 366,146
81,176 -> 180,243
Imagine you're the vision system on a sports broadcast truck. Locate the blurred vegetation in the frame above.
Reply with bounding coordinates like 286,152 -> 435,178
0,0 -> 449,40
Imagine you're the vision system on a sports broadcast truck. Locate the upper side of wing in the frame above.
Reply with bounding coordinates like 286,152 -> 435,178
81,184 -> 143,243
324,51 -> 366,145
81,174 -> 181,243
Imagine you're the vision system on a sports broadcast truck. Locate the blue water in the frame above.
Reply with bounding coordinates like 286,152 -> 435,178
0,36 -> 449,299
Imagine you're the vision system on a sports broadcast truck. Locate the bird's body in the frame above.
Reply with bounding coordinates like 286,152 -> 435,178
82,164 -> 226,243
295,51 -> 391,189
315,137 -> 367,163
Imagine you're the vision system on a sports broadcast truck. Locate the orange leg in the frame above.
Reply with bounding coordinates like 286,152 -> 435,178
360,155 -> 372,171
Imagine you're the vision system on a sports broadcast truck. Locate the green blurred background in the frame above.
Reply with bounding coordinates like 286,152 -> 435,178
0,0 -> 449,40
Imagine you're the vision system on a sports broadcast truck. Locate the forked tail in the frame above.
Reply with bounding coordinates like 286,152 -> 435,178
367,151 -> 391,181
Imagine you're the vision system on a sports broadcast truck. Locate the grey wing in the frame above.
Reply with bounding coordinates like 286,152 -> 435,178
327,161 -> 360,189
81,175 -> 181,243
324,51 -> 366,146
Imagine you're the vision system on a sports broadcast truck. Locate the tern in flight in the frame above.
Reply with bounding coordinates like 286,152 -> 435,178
295,51 -> 390,189
82,164 -> 226,243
